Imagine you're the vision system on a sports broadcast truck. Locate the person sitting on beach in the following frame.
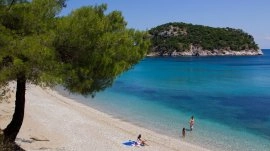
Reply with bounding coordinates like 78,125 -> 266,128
189,116 -> 195,131
137,134 -> 147,146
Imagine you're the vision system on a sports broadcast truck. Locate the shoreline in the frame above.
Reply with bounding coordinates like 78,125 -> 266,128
147,49 -> 263,57
0,85 -> 209,151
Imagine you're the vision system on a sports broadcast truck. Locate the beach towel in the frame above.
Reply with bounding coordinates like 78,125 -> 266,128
123,140 -> 138,146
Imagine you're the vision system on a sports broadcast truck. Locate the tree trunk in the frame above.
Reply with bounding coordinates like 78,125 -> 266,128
3,75 -> 26,143
8,0 -> 16,10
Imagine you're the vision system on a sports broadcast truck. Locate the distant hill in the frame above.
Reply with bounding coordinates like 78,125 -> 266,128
148,22 -> 263,56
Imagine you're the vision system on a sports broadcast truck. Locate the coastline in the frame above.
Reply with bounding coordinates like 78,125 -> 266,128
0,84 -> 209,151
147,49 -> 263,57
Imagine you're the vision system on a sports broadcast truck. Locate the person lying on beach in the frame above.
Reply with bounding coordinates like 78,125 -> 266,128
137,134 -> 147,146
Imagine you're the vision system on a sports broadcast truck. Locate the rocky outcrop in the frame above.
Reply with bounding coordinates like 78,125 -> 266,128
147,45 -> 263,57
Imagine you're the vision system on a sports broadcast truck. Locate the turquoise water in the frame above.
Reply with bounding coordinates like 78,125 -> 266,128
73,50 -> 270,150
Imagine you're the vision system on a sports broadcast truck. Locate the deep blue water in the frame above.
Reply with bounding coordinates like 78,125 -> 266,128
75,49 -> 270,151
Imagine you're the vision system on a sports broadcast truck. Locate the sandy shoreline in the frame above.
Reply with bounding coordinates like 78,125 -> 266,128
0,84 -> 209,151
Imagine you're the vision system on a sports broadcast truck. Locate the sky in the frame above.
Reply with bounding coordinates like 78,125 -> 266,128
60,0 -> 270,49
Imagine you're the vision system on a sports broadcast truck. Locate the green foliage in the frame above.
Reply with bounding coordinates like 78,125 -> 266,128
149,22 -> 259,54
54,4 -> 150,95
0,0 -> 63,87
0,0 -> 149,145
0,1 -> 150,95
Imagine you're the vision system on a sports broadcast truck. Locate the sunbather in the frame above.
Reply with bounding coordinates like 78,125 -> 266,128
137,134 -> 147,146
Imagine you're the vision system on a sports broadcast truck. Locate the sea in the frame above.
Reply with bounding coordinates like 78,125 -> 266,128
61,49 -> 270,151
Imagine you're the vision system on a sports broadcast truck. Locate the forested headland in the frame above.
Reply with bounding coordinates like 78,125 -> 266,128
148,22 -> 262,56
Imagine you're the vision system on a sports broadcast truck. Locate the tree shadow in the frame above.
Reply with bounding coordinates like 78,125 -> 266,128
15,144 -> 25,151
0,134 -> 25,151
0,143 -> 25,151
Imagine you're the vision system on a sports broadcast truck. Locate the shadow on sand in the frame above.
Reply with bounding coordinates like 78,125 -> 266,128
0,142 -> 25,151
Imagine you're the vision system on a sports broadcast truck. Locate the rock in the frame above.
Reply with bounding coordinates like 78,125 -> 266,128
148,46 -> 263,57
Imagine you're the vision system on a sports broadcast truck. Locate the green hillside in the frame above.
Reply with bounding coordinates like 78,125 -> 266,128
148,22 -> 259,55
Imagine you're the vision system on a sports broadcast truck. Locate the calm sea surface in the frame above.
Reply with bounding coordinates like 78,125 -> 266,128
68,49 -> 270,151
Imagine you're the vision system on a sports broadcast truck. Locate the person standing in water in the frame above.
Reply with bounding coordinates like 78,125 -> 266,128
189,116 -> 195,131
182,128 -> 186,138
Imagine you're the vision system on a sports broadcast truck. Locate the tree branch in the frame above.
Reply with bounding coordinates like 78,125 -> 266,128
8,0 -> 16,10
